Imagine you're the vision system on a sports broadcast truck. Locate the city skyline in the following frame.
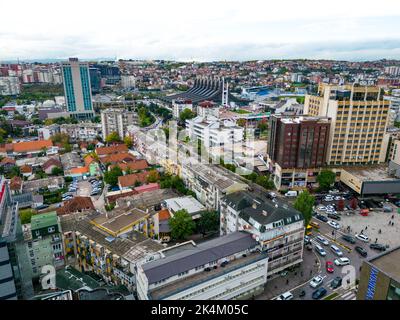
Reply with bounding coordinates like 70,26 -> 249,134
1,0 -> 400,62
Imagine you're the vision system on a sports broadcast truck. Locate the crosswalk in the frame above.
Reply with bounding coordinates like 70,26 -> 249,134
339,291 -> 357,300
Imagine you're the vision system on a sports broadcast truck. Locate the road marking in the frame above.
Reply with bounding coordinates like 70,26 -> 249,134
340,291 -> 356,300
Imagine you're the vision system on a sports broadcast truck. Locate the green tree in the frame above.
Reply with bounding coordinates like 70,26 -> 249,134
104,166 -> 123,187
51,167 -> 64,176
105,132 -> 122,144
179,108 -> 196,122
294,191 -> 315,227
237,119 -> 246,127
123,136 -> 133,148
317,170 -> 336,191
9,166 -> 21,178
197,211 -> 219,236
147,169 -> 160,183
169,209 -> 196,240
255,175 -> 275,190
257,121 -> 268,132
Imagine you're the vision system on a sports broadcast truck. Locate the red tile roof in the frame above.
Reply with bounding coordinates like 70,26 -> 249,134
9,176 -> 23,191
110,159 -> 148,172
158,209 -> 171,221
12,140 -> 53,153
42,158 -> 62,171
118,171 -> 150,188
57,197 -> 95,216
133,183 -> 160,194
96,144 -> 128,156
0,157 -> 16,166
100,152 -> 136,165
20,165 -> 33,173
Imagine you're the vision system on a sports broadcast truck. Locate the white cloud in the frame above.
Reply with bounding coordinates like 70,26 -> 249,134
0,0 -> 400,60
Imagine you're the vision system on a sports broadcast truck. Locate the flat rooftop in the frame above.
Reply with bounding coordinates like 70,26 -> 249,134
163,196 -> 205,215
368,246 -> 400,283
342,165 -> 397,182
149,251 -> 267,300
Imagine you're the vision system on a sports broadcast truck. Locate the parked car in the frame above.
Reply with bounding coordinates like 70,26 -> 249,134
331,277 -> 342,289
310,275 -> 324,288
285,191 -> 298,197
316,214 -> 328,223
334,257 -> 350,266
304,235 -> 311,244
312,287 -> 327,300
316,236 -> 329,246
355,234 -> 370,243
355,246 -> 368,257
369,244 -> 386,252
342,235 -> 356,244
317,205 -> 327,211
330,245 -> 343,257
277,291 -> 294,300
326,261 -> 334,273
328,213 -> 341,221
328,220 -> 341,229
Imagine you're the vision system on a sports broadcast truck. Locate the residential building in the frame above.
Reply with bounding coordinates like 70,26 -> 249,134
357,246 -> 400,300
38,124 -> 61,140
118,171 -> 150,190
219,190 -> 304,276
172,98 -> 193,119
136,231 -> 268,300
6,140 -> 54,159
162,196 -> 206,220
22,211 -> 64,279
95,144 -> 128,158
121,75 -> 136,89
60,123 -> 102,142
181,162 -> 248,210
56,197 -> 95,216
61,58 -> 95,120
0,177 -> 33,299
197,100 -> 220,118
267,115 -> 331,189
101,108 -> 138,140
186,115 -> 244,149
304,83 -> 390,165
384,66 -> 400,77
0,76 -> 20,95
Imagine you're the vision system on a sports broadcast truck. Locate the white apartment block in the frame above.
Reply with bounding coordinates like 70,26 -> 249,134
38,125 -> 61,140
186,116 -> 244,149
60,123 -> 102,141
136,232 -> 268,300
384,66 -> 400,77
121,75 -> 136,89
181,162 -> 248,210
0,76 -> 20,95
101,108 -> 138,140
172,99 -> 193,119
220,190 -> 305,276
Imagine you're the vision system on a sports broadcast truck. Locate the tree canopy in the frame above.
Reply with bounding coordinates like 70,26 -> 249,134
293,190 -> 315,227
317,170 -> 336,191
169,209 -> 196,240
179,108 -> 196,122
197,211 -> 219,236
123,136 -> 133,148
105,132 -> 122,144
104,166 -> 123,186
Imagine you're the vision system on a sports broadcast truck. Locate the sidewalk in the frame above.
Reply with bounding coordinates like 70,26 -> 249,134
255,248 -> 320,300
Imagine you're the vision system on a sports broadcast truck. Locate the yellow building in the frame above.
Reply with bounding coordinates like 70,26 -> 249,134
305,83 -> 390,165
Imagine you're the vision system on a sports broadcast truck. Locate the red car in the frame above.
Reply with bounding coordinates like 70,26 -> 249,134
326,261 -> 334,273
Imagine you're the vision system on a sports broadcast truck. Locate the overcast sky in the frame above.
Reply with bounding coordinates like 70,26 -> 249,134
1,0 -> 400,61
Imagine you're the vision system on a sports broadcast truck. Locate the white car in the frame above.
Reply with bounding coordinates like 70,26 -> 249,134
355,234 -> 370,242
325,196 -> 334,201
326,208 -> 335,213
330,245 -> 343,257
310,275 -> 324,288
276,291 -> 294,300
316,235 -> 329,246
334,257 -> 350,266
328,220 -> 341,229
318,205 -> 327,211
334,196 -> 343,201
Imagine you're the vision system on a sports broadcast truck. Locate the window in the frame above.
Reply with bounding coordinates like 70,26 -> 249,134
48,226 -> 55,233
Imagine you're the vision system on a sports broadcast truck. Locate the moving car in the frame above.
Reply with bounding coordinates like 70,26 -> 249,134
330,245 -> 343,257
355,246 -> 368,257
342,235 -> 356,244
355,234 -> 370,242
331,277 -> 342,289
326,261 -> 334,273
334,257 -> 350,266
277,291 -> 294,300
310,221 -> 320,229
312,287 -> 327,300
316,235 -> 329,246
315,245 -> 327,257
369,244 -> 386,252
310,275 -> 324,288
285,191 -> 298,197
327,220 -> 341,229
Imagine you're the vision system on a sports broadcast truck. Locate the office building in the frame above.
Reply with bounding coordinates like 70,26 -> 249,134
304,83 -> 390,165
0,177 -> 33,300
220,190 -> 304,276
101,108 -> 138,140
61,58 -> 95,120
357,246 -> 400,300
89,67 -> 102,94
22,211 -> 64,279
136,231 -> 268,300
267,115 -> 331,189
